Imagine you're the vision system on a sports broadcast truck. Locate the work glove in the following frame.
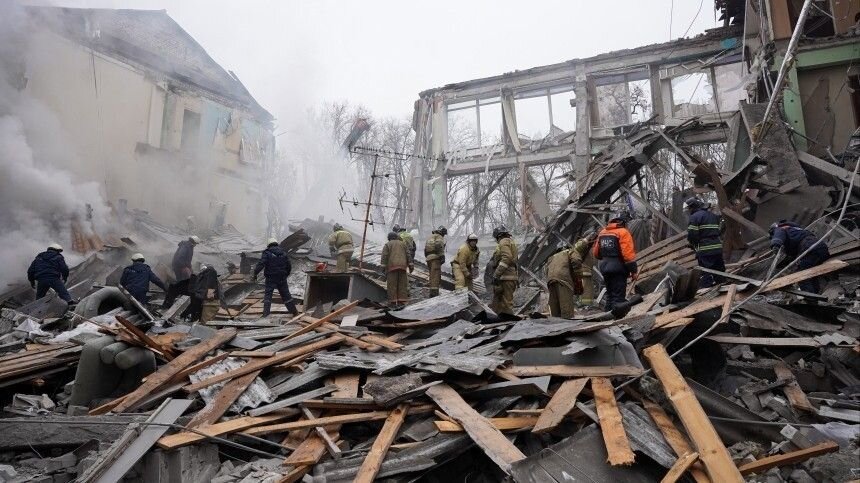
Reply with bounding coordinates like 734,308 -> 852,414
629,272 -> 639,281
770,245 -> 781,255
470,266 -> 479,279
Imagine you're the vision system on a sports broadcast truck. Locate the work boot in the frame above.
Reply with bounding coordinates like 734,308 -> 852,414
261,301 -> 271,318
286,300 -> 299,316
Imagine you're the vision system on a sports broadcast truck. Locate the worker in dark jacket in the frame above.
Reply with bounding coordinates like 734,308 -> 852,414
592,211 -> 637,311
770,220 -> 831,293
686,197 -> 725,288
382,232 -> 413,307
171,235 -> 199,281
120,253 -> 167,304
27,243 -> 73,304
191,264 -> 224,323
253,238 -> 299,317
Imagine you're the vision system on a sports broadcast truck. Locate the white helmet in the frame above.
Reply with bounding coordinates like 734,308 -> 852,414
267,237 -> 279,246
131,253 -> 145,261
48,243 -> 63,252
189,235 -> 200,244
467,234 -> 479,241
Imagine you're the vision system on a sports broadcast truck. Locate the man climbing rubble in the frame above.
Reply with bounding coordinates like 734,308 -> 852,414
27,243 -> 74,308
490,225 -> 518,316
393,224 -> 416,262
253,238 -> 299,317
769,220 -> 831,293
686,196 -> 725,288
328,223 -> 354,272
192,264 -> 224,323
424,226 -> 447,297
163,235 -> 199,308
593,211 -> 637,312
452,234 -> 480,291
382,231 -> 413,308
546,230 -> 595,318
120,253 -> 166,304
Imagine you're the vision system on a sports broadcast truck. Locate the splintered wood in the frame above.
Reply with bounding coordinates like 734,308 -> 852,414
591,377 -> 635,466
354,403 -> 409,483
532,378 -> 588,433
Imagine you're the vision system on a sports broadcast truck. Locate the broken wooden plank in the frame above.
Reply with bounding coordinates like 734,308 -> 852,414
242,411 -> 393,437
354,403 -> 409,483
284,301 -> 360,342
591,378 -> 635,466
186,370 -> 262,429
182,335 -> 343,393
505,365 -> 643,378
532,378 -> 588,434
773,362 -> 815,413
156,413 -> 289,450
434,416 -> 538,432
248,385 -> 339,417
661,452 -> 699,483
643,344 -> 742,482
425,383 -> 525,475
115,315 -> 175,359
641,400 -> 711,483
706,336 -> 820,347
112,328 -> 237,413
737,441 -> 839,476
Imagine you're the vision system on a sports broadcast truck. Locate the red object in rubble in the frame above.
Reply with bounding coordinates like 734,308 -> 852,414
315,262 -> 328,272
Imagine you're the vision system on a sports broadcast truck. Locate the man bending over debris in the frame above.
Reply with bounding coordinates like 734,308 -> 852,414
120,253 -> 166,304
328,223 -> 354,272
546,231 -> 595,318
490,225 -> 518,316
163,235 -> 199,308
253,238 -> 300,317
424,226 -> 447,297
593,211 -> 637,312
193,264 -> 224,323
27,243 -> 74,307
686,196 -> 725,288
452,234 -> 480,291
769,220 -> 831,293
382,231 -> 413,308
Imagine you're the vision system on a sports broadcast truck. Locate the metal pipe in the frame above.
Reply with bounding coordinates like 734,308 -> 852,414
358,153 -> 379,270
756,0 -> 814,142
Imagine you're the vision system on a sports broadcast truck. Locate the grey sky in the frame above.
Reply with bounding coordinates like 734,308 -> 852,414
28,0 -> 720,127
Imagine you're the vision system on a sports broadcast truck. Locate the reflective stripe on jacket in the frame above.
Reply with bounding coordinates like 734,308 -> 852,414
687,208 -> 722,254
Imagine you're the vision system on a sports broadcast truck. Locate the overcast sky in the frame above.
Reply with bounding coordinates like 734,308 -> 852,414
28,0 -> 720,128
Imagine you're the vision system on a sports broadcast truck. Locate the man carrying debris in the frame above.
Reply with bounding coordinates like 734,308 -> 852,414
394,224 -> 417,262
769,220 -> 831,293
452,234 -> 480,291
328,223 -> 354,272
172,235 -> 199,281
192,264 -> 223,323
27,243 -> 73,306
546,231 -> 595,318
120,253 -> 167,304
490,225 -> 518,315
424,226 -> 447,297
253,238 -> 300,317
686,197 -> 725,288
593,211 -> 637,311
382,231 -> 413,307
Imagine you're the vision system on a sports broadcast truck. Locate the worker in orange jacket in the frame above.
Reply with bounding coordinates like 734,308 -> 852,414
592,211 -> 638,311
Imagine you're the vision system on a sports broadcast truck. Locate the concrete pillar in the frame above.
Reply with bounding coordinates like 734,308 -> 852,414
573,64 -> 592,184
429,95 -> 449,230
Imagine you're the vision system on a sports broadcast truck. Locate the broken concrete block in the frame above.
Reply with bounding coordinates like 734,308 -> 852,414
0,464 -> 16,480
45,452 -> 76,472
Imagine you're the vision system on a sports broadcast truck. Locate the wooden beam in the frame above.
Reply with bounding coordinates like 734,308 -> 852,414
112,328 -> 237,413
720,208 -> 768,238
773,362 -> 816,413
641,400 -> 711,483
186,370 -> 262,429
737,441 -> 839,476
643,344 -> 742,482
156,413 -> 290,450
591,378 -> 635,466
242,411 -> 392,437
706,336 -> 820,347
661,452 -> 699,483
115,315 -> 175,360
506,365 -> 643,378
182,335 -> 343,393
354,404 -> 409,483
434,416 -> 538,432
426,383 -> 526,474
283,301 -> 360,342
532,378 -> 588,434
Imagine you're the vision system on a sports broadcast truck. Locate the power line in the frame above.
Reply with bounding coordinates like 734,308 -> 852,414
350,145 -> 445,162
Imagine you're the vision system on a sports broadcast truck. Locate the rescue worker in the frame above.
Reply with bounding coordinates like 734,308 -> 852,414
424,226 -> 447,297
769,220 -> 831,293
490,225 -> 518,316
192,264 -> 223,323
27,244 -> 73,305
253,238 -> 299,317
382,231 -> 413,307
546,231 -> 595,318
171,235 -> 199,281
120,253 -> 167,304
592,211 -> 638,311
686,197 -> 725,288
328,223 -> 354,272
452,234 -> 480,291
393,224 -> 417,262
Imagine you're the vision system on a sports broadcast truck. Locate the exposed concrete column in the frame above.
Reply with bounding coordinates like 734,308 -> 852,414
649,63 -> 665,123
429,95 -> 449,230
573,64 -> 591,185
408,98 -> 431,232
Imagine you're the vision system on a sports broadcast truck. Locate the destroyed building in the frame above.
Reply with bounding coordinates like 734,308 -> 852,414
0,1 -> 857,483
15,6 -> 276,235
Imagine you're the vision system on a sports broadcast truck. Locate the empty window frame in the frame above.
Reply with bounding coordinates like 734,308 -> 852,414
514,85 -> 576,139
665,61 -> 746,119
591,70 -> 652,128
446,97 -> 503,148
180,109 -> 202,153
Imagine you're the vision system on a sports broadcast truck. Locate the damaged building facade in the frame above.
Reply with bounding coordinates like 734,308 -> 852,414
16,7 -> 276,235
408,0 -> 860,246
